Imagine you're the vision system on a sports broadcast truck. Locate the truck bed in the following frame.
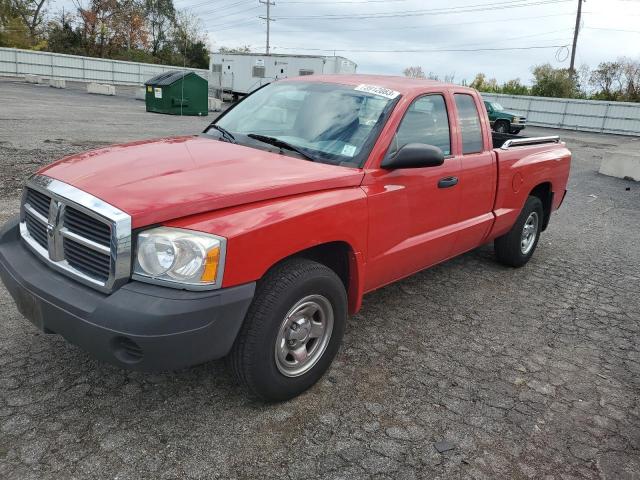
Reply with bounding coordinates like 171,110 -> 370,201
492,132 -> 560,150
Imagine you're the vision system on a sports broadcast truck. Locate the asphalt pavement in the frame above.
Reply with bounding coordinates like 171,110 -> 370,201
0,78 -> 639,479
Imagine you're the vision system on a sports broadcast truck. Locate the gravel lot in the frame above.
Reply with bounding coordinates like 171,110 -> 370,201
0,78 -> 639,480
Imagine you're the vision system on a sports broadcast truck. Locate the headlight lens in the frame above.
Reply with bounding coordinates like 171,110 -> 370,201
133,227 -> 225,289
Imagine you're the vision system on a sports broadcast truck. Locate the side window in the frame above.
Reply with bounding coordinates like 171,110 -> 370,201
454,94 -> 484,154
392,95 -> 451,156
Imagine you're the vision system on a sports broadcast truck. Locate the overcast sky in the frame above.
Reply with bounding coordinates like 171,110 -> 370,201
52,0 -> 640,84
186,0 -> 640,85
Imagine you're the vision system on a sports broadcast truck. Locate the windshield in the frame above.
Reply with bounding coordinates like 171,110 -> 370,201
491,102 -> 504,111
208,81 -> 399,167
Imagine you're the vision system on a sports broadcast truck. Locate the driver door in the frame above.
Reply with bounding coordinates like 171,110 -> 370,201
363,93 -> 462,291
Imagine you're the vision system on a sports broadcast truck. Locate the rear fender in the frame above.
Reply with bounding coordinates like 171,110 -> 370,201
490,145 -> 571,240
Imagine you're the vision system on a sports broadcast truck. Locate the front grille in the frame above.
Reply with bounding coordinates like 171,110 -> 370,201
64,238 -> 111,282
19,176 -> 131,293
25,188 -> 50,218
24,211 -> 48,248
64,206 -> 111,247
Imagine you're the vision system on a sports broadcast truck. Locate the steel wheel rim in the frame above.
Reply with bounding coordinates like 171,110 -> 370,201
274,294 -> 334,377
520,211 -> 539,255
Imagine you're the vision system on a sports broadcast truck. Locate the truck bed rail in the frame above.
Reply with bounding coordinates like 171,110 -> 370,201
499,136 -> 560,150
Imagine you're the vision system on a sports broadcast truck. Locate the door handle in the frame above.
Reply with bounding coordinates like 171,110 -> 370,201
438,176 -> 459,188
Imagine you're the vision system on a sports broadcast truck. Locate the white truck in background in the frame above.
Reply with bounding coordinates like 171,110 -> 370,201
210,53 -> 357,97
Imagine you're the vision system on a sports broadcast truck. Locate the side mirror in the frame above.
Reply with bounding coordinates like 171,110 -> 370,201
381,143 -> 444,169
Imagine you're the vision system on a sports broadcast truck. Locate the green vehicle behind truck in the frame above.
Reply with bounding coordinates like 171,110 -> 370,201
484,101 -> 526,135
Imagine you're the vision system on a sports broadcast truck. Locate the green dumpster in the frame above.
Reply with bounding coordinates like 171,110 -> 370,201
144,70 -> 208,116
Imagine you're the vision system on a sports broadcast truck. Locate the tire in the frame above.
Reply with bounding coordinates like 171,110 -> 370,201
494,120 -> 510,134
228,258 -> 347,401
494,196 -> 544,267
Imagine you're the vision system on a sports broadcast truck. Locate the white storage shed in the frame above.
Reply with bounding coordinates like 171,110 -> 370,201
210,53 -> 357,96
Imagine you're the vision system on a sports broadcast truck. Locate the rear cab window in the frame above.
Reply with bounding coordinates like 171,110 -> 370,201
454,94 -> 484,154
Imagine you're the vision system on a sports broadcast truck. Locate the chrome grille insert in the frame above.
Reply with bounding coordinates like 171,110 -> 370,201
64,206 -> 111,246
19,175 -> 132,293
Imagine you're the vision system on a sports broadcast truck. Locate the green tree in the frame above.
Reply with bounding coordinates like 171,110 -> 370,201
470,73 -> 499,93
47,19 -> 83,54
11,0 -> 47,41
501,78 -> 529,95
589,61 -> 623,100
171,10 -> 209,68
530,64 -> 577,98
145,0 -> 175,56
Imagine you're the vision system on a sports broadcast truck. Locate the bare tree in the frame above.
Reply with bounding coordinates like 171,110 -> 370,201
589,61 -> 624,100
621,58 -> 640,101
218,45 -> 251,54
11,0 -> 47,40
403,66 -> 425,79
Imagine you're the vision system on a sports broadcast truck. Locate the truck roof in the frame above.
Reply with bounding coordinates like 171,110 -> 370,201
284,74 -> 471,96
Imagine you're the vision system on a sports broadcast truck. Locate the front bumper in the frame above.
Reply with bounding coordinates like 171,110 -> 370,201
0,217 -> 255,371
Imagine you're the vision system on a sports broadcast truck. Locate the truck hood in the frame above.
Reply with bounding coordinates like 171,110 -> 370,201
502,110 -> 524,118
39,136 -> 365,228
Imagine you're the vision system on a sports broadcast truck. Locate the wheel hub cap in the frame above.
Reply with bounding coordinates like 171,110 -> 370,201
275,295 -> 334,377
520,212 -> 539,255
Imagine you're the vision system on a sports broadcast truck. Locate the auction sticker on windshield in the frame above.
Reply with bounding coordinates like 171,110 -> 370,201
354,84 -> 400,99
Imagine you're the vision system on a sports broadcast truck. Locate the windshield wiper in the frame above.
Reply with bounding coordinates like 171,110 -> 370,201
247,133 -> 316,161
209,124 -> 236,143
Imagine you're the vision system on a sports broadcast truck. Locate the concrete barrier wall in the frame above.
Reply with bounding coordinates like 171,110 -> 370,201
482,93 -> 640,137
0,47 -> 209,86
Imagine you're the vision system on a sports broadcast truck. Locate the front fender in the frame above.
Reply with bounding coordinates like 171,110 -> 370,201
164,187 -> 369,312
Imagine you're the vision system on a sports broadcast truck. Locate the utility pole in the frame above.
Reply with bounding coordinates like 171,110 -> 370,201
259,0 -> 276,55
569,0 -> 584,73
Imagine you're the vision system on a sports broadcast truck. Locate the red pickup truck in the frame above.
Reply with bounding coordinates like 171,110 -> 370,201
0,75 -> 571,401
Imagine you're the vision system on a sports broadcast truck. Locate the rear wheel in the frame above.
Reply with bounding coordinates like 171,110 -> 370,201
228,258 -> 347,401
494,196 -> 543,267
494,120 -> 510,134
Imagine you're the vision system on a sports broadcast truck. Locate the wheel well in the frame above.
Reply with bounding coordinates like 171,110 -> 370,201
529,182 -> 553,231
293,242 -> 351,291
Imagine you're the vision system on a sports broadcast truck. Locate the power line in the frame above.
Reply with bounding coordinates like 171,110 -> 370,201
273,0 -> 572,20
270,44 -> 569,53
182,1 -> 256,17
584,26 -> 640,33
279,0 -> 408,3
267,12 -> 582,34
209,18 -> 260,29
198,6 -> 260,21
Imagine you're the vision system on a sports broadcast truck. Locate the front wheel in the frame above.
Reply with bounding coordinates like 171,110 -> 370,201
494,196 -> 543,267
494,120 -> 510,134
228,258 -> 347,401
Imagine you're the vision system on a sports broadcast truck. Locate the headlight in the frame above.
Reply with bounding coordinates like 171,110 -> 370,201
133,227 -> 226,290
512,117 -> 520,124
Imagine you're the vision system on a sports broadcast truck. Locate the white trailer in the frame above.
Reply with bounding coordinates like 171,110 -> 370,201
210,53 -> 357,96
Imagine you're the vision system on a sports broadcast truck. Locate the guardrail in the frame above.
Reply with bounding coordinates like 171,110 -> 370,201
0,47 -> 209,86
482,92 -> 640,137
